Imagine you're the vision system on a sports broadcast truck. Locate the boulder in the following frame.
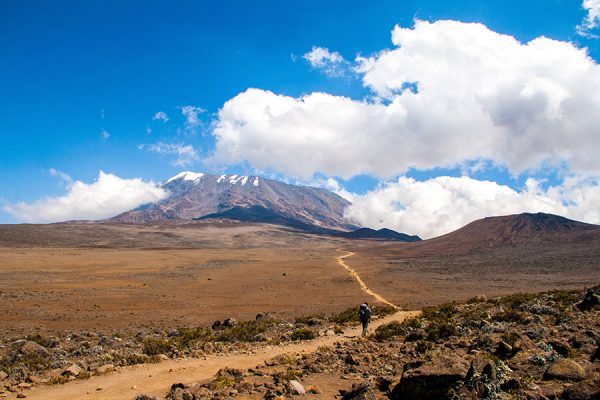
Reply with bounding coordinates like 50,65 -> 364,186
288,380 -> 306,395
576,289 -> 599,311
62,363 -> 82,377
494,341 -> 513,360
211,320 -> 223,330
342,382 -> 376,400
0,370 -> 7,381
223,318 -> 238,328
96,364 -> 114,374
19,341 -> 48,357
544,359 -> 587,381
391,354 -> 469,400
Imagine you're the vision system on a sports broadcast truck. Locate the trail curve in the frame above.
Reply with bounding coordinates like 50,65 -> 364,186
336,251 -> 399,309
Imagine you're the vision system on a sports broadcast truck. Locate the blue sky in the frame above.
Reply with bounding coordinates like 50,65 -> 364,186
1,1 -> 600,237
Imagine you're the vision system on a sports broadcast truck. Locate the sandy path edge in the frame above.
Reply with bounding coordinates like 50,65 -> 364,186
8,252 -> 418,400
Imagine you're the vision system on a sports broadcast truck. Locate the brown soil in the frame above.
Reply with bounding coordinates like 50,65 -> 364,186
2,221 -> 599,337
0,223 -> 362,337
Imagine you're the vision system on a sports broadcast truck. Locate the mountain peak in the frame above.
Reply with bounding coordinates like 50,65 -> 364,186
110,172 -> 356,230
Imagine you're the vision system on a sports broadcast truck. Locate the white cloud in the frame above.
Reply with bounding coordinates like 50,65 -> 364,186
344,175 -> 600,239
303,46 -> 347,77
3,171 -> 169,223
139,142 -> 199,167
48,168 -> 73,183
180,105 -> 205,127
152,111 -> 169,123
578,0 -> 600,36
209,20 -> 600,181
101,129 -> 110,139
309,178 -> 355,202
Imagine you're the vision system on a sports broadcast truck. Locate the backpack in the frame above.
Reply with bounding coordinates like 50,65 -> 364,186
359,304 -> 371,321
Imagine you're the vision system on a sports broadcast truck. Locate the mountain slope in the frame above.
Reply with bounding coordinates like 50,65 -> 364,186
197,205 -> 421,241
378,212 -> 600,256
110,172 -> 357,231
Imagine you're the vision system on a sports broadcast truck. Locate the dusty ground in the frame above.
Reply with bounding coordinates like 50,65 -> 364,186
1,222 -> 600,337
347,240 -> 600,310
0,222 -> 363,337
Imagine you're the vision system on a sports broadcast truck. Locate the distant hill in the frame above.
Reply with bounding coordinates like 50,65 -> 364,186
340,227 -> 421,242
376,212 -> 600,256
110,172 -> 357,231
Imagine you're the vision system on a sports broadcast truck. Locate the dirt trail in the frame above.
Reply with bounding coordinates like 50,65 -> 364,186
11,252 -> 417,400
336,251 -> 399,309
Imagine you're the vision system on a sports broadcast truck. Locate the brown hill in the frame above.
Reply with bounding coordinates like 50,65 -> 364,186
377,212 -> 600,256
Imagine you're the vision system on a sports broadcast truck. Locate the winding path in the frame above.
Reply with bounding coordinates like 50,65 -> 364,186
336,251 -> 399,309
8,251 -> 416,400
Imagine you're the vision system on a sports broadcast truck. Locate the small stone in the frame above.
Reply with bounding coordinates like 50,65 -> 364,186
306,385 -> 321,394
288,380 -> 305,395
0,371 -> 7,381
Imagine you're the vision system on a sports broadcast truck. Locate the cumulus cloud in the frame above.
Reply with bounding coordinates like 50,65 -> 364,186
3,171 -> 169,223
152,111 -> 169,123
303,46 -> 348,77
578,0 -> 600,36
344,175 -> 600,239
209,20 -> 600,180
139,142 -> 199,167
309,177 -> 355,202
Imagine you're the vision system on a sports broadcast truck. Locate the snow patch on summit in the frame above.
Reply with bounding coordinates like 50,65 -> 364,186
166,171 -> 204,184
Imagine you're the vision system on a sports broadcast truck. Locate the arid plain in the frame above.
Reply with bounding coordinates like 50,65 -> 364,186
2,218 -> 599,337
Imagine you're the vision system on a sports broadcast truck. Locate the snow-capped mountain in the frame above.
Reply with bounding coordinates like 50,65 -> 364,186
109,172 -> 358,230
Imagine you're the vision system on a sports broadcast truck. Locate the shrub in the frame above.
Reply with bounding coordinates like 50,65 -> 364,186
493,308 -> 524,323
422,302 -> 457,321
499,293 -> 536,309
330,307 -> 359,324
425,321 -> 457,341
291,328 -> 316,341
213,374 -> 236,389
216,320 -> 269,342
373,321 -> 404,341
142,337 -> 172,356
294,313 -> 325,325
175,327 -> 214,348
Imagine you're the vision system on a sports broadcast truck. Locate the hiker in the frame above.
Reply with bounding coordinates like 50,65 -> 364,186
358,302 -> 372,337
